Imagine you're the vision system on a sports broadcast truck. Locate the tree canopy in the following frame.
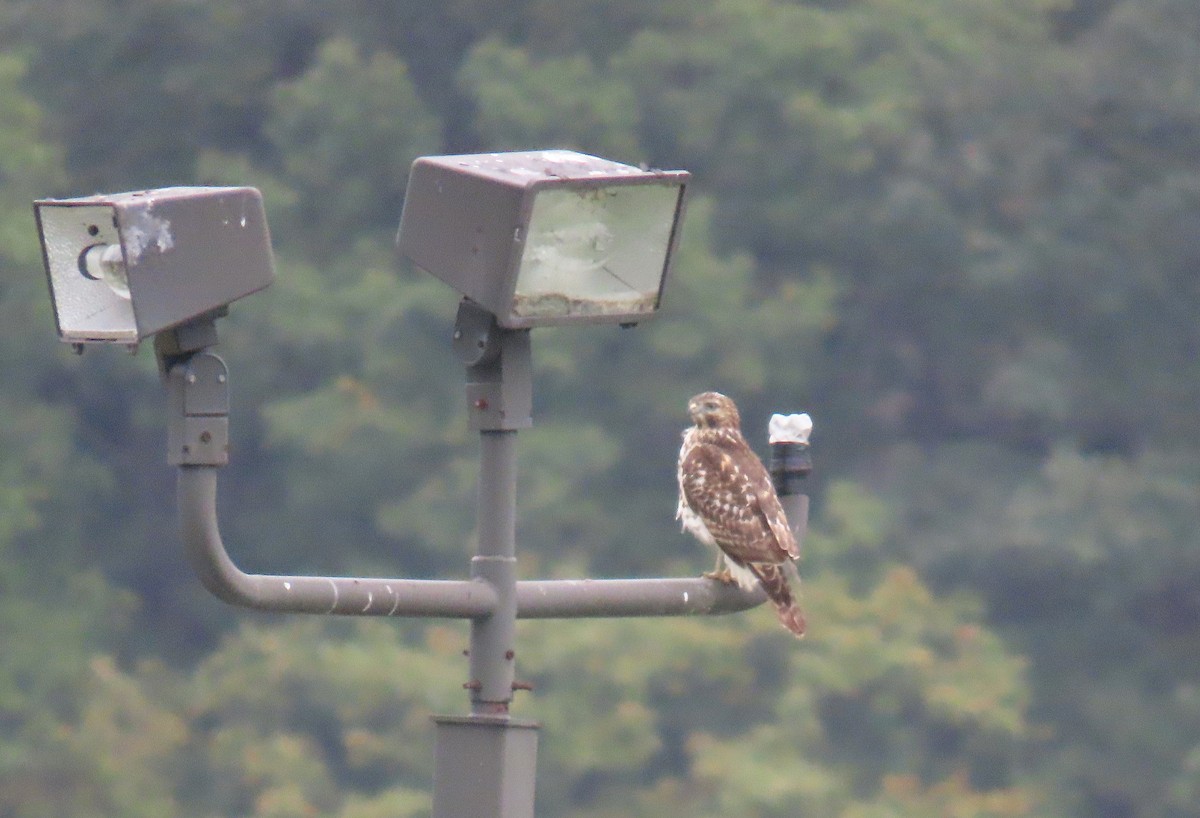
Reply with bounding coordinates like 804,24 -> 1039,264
1,1 -> 1198,815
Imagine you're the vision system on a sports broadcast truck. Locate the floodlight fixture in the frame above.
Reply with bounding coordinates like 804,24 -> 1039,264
35,186 -> 274,345
397,150 -> 689,328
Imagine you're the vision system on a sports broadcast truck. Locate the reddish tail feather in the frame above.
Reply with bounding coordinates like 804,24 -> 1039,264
749,562 -> 805,638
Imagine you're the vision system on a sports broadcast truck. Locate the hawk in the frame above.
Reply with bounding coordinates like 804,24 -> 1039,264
677,391 -> 805,637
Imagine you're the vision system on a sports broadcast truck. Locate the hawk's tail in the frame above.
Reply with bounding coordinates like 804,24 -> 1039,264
749,562 -> 805,638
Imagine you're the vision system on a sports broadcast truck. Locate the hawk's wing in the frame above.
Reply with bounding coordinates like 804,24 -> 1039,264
679,436 -> 796,565
751,475 -> 801,562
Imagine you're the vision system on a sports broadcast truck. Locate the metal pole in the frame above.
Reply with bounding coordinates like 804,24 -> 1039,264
468,429 -> 519,713
164,311 -> 765,622
433,314 -> 538,818
158,311 -> 772,818
178,464 -> 499,617
176,461 -> 761,618
515,576 -> 763,617
161,321 -> 500,619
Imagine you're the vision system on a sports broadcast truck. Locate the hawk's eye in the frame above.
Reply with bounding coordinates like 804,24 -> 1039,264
704,401 -> 718,412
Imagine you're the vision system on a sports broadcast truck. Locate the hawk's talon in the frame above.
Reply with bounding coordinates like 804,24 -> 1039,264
703,569 -> 737,586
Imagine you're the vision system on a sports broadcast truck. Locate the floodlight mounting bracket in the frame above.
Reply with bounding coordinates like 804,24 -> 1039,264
158,315 -> 764,621
454,300 -> 532,432
153,309 -> 226,375
157,315 -> 231,467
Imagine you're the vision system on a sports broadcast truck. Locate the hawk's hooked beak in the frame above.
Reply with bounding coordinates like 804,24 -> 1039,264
687,392 -> 727,427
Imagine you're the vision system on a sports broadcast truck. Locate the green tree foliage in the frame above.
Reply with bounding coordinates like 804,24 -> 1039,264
0,54 -> 148,817
0,1 -> 322,189
1,0 -> 1198,816
458,38 -> 642,158
28,490 -> 1035,818
261,37 -> 440,260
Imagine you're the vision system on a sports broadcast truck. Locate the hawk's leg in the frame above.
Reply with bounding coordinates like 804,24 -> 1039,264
703,553 -> 737,585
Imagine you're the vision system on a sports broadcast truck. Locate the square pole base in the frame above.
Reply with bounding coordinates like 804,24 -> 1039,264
432,715 -> 539,818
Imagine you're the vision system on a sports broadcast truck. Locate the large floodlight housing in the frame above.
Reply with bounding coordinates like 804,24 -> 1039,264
35,186 -> 274,344
397,150 -> 689,328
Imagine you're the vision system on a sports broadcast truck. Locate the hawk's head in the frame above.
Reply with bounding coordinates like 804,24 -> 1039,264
687,391 -> 741,430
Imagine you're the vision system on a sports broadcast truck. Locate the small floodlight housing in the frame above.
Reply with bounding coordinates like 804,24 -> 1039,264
35,186 -> 274,344
397,150 -> 689,328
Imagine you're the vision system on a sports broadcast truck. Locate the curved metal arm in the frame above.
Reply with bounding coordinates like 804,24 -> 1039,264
178,464 -> 764,619
179,465 -> 499,616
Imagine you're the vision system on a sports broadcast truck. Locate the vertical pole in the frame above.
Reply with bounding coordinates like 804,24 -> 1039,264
469,428 -> 519,713
434,304 -> 537,818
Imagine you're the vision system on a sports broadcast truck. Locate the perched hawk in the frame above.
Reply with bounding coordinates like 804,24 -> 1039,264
677,391 -> 805,637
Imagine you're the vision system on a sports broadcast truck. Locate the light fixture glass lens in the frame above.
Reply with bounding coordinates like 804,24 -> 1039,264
79,244 -> 131,300
512,183 -> 679,320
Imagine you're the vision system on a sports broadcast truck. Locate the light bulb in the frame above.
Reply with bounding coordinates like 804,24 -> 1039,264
78,244 -> 131,300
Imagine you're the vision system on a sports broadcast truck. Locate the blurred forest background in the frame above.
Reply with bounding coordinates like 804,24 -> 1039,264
0,0 -> 1198,815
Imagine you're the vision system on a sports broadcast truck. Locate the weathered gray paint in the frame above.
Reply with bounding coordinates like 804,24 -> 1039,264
167,314 -> 764,623
179,465 -> 502,617
396,151 -> 688,328
178,465 -> 766,620
36,187 -> 273,343
433,717 -> 539,818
